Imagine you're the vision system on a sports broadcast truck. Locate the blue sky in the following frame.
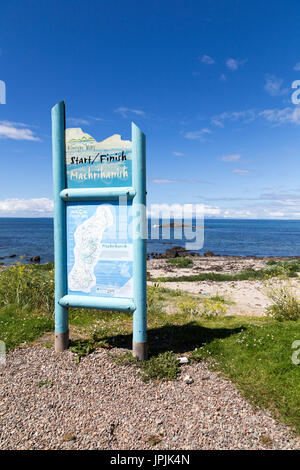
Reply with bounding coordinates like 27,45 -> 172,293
1,0 -> 300,218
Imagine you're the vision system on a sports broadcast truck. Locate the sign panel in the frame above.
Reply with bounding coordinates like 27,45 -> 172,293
52,101 -> 147,358
65,128 -> 132,188
66,201 -> 133,298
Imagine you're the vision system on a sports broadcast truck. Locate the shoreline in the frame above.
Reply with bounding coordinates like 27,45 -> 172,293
1,253 -> 300,268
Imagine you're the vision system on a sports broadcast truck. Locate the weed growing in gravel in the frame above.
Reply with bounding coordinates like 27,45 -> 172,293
70,335 -> 111,363
36,378 -> 52,388
146,434 -> 162,446
140,351 -> 181,382
110,350 -> 181,382
167,257 -> 193,268
258,434 -> 274,448
109,351 -> 139,366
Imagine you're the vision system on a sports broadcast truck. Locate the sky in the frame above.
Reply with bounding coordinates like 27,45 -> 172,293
1,0 -> 300,218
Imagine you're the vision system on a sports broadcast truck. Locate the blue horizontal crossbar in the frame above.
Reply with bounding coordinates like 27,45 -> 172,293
59,294 -> 136,312
60,187 -> 136,201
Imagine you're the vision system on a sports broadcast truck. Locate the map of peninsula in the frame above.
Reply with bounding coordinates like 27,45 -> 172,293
68,205 -> 113,293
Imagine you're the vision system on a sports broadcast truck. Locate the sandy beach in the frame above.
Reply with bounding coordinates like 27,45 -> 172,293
147,255 -> 300,317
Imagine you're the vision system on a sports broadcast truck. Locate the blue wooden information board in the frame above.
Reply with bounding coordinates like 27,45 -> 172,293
52,101 -> 147,360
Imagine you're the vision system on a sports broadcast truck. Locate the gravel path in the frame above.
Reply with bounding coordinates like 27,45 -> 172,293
0,346 -> 299,450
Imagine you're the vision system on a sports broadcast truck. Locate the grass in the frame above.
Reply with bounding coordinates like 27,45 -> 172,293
110,350 -> 181,382
140,351 -> 180,382
0,262 -> 54,314
151,264 -> 300,282
0,304 -> 53,350
1,263 -> 300,433
167,257 -> 193,268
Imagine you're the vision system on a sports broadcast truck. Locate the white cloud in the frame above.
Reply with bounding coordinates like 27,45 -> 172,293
225,58 -> 247,71
0,198 -> 53,216
151,178 -> 210,184
173,151 -> 184,156
221,154 -> 241,162
223,209 -> 254,218
147,203 -> 220,218
67,117 -> 90,126
268,211 -> 285,217
0,121 -> 41,141
202,205 -> 221,215
264,74 -> 288,96
211,109 -> 256,127
259,106 -> 300,125
211,106 -> 300,129
232,169 -> 250,174
220,73 -> 227,82
294,62 -> 300,71
201,54 -> 215,65
184,128 -> 211,141
87,116 -> 105,122
114,107 -> 145,118
211,118 -> 224,128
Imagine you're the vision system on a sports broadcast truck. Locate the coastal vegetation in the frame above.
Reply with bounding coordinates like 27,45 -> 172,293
151,260 -> 300,282
0,263 -> 300,433
167,257 -> 193,268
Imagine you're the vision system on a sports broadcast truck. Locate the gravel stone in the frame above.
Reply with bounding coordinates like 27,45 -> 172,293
0,346 -> 299,450
178,357 -> 189,364
184,374 -> 194,384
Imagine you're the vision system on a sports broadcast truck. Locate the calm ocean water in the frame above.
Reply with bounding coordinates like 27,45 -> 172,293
0,218 -> 300,264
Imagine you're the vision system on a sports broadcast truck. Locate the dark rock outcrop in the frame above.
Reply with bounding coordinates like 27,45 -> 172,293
203,251 -> 214,257
30,256 -> 41,263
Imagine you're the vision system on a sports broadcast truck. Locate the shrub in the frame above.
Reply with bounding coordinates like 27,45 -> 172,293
177,298 -> 227,318
265,284 -> 300,321
201,298 -> 228,317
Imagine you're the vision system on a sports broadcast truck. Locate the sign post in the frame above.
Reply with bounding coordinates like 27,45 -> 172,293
51,101 -> 147,360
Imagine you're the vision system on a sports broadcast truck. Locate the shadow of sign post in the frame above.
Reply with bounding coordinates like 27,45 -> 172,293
51,101 -> 147,360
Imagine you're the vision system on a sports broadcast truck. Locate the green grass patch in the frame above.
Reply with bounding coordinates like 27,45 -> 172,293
167,257 -> 193,268
0,305 -> 53,350
140,351 -> 181,382
110,350 -> 180,382
266,259 -> 300,275
152,264 -> 299,282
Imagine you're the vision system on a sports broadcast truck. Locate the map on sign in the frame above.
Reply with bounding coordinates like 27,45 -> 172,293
65,128 -> 132,188
67,201 -> 133,298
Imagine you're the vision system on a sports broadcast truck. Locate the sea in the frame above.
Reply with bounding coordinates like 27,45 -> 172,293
0,218 -> 300,264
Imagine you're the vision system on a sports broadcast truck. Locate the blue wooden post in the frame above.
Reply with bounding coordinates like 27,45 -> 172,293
52,101 -> 69,352
132,123 -> 147,360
